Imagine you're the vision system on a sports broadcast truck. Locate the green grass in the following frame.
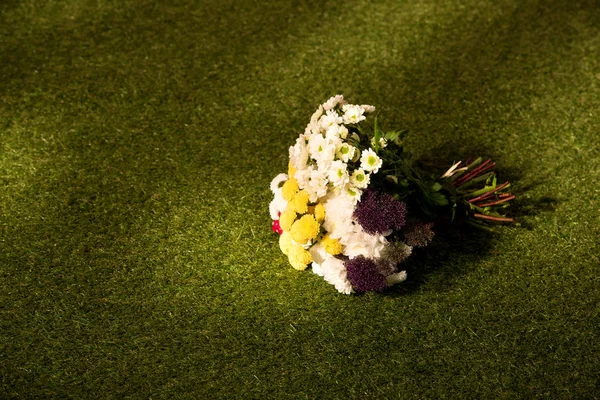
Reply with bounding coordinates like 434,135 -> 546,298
1,0 -> 599,398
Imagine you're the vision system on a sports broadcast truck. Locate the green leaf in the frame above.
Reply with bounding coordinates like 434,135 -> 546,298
384,130 -> 406,146
429,191 -> 449,206
373,117 -> 382,143
431,182 -> 443,192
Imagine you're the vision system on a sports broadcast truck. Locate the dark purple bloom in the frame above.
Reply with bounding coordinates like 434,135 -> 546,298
353,189 -> 407,234
345,256 -> 387,293
404,221 -> 435,247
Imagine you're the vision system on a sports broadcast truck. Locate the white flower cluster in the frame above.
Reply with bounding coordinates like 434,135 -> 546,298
289,95 -> 381,204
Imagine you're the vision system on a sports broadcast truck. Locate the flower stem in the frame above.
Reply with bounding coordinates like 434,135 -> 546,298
478,194 -> 515,207
473,213 -> 514,222
455,159 -> 496,187
468,181 -> 510,203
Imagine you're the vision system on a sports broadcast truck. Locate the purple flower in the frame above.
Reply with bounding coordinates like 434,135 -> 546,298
353,189 -> 407,234
345,256 -> 387,293
404,221 -> 435,247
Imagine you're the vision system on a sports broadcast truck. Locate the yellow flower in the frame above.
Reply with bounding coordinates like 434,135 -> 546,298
321,235 -> 342,255
281,178 -> 299,201
288,162 -> 297,178
288,244 -> 312,270
290,214 -> 320,244
307,203 -> 325,222
291,190 -> 309,214
313,202 -> 325,222
279,231 -> 294,255
279,206 -> 297,232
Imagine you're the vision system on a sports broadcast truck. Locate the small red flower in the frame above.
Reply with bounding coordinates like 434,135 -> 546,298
271,220 -> 283,235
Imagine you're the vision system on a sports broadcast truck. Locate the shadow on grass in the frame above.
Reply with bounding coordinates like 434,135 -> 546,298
386,185 -> 559,296
364,0 -> 592,293
392,223 -> 493,296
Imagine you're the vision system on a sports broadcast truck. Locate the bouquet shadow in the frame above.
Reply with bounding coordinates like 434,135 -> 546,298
383,220 -> 494,296
382,144 -> 558,296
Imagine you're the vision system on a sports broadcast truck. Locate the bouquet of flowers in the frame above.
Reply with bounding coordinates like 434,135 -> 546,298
269,95 -> 515,294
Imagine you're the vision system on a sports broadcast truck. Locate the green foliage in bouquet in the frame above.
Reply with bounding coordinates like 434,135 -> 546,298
355,118 -> 515,229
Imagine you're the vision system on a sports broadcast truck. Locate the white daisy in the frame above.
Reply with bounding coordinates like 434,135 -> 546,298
342,104 -> 366,125
322,95 -> 346,111
360,104 -> 376,113
328,160 -> 349,188
319,110 -> 342,132
308,134 -> 336,170
325,124 -> 344,141
360,148 -> 383,173
335,142 -> 355,163
350,168 -> 370,189
307,168 -> 329,202
345,185 -> 362,205
338,125 -> 349,139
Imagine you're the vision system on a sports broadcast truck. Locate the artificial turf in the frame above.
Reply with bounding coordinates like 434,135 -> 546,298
1,0 -> 599,398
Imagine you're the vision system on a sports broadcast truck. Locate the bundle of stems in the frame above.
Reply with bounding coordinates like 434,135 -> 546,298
442,157 -> 515,230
